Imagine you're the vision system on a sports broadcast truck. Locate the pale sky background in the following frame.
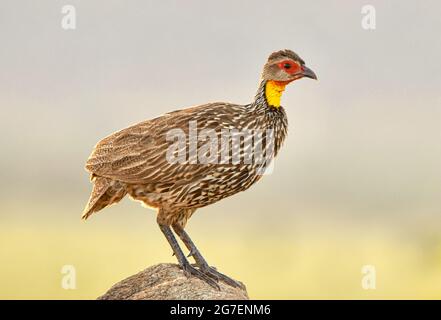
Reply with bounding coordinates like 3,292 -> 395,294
0,0 -> 439,226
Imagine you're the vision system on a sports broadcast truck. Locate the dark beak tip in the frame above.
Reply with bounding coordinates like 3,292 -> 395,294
302,66 -> 317,80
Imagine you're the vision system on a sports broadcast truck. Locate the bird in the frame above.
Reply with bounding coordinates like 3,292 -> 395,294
82,49 -> 317,289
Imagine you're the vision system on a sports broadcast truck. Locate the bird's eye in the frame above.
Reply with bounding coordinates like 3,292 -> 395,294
278,60 -> 300,74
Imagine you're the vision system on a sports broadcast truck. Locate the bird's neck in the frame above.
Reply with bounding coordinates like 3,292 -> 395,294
251,80 -> 289,158
253,80 -> 287,109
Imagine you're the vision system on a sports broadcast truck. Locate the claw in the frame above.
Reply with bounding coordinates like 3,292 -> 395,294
200,266 -> 244,289
180,263 -> 220,290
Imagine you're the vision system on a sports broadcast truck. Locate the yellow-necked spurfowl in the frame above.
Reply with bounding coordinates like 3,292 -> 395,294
83,49 -> 317,288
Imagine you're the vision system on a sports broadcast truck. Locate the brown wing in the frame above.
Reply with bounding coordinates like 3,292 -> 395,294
85,102 -> 244,184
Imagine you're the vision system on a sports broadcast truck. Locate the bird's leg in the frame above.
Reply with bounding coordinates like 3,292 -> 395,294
158,223 -> 219,289
172,223 -> 244,289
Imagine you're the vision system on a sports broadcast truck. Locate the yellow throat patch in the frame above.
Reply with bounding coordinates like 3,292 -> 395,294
265,80 -> 287,108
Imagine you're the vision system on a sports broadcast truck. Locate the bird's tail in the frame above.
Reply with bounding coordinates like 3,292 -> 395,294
82,176 -> 127,220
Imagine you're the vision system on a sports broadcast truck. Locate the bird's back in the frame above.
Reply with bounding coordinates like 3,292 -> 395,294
83,100 -> 288,218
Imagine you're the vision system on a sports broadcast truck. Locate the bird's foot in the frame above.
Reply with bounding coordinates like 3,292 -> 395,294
180,262 -> 220,290
199,265 -> 244,289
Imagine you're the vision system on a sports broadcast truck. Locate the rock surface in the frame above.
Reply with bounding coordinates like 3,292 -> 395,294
98,263 -> 249,300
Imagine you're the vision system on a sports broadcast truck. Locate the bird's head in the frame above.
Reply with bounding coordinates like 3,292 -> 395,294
262,49 -> 317,82
261,49 -> 317,108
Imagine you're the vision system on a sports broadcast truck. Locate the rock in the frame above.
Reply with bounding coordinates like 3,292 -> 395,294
98,263 -> 249,300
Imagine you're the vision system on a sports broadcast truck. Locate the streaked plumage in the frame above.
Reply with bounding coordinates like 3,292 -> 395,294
83,49 -> 316,288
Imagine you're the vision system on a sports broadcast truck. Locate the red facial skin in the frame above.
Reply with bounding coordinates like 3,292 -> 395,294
277,59 -> 302,75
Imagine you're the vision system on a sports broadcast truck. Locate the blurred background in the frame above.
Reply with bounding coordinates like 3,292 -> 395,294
0,0 -> 440,299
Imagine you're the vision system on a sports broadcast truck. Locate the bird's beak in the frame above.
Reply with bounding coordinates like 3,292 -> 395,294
300,66 -> 317,80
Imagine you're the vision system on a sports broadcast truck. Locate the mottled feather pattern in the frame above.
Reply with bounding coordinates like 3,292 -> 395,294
83,80 -> 288,224
82,49 -> 316,290
81,46 -> 312,228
